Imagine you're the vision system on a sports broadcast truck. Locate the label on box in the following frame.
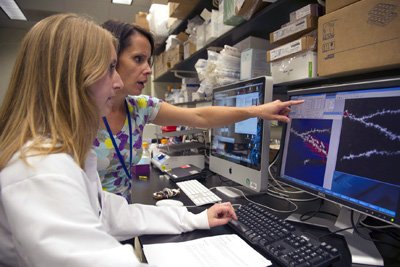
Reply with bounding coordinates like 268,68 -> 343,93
273,17 -> 308,41
269,39 -> 303,61
297,6 -> 312,20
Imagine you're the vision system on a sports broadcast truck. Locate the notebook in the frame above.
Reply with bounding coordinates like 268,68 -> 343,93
166,164 -> 203,182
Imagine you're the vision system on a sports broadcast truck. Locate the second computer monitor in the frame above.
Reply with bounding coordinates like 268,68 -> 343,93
209,76 -> 273,193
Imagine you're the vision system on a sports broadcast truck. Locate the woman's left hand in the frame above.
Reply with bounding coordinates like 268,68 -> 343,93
207,202 -> 238,227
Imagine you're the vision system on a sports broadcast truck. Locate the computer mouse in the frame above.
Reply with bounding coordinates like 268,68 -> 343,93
155,199 -> 184,207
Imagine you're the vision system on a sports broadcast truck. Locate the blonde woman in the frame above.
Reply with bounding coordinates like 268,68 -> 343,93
0,14 -> 237,267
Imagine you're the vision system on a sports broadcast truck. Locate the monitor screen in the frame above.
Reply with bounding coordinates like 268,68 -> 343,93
210,76 -> 273,193
279,78 -> 400,226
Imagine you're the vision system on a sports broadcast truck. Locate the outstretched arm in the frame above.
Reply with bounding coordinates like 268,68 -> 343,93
152,100 -> 304,128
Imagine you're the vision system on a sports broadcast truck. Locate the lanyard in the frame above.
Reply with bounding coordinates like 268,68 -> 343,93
102,100 -> 133,179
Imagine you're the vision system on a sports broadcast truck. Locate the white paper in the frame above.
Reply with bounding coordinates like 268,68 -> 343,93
143,234 -> 271,267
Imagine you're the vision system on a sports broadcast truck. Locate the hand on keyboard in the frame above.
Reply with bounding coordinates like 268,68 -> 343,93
207,202 -> 238,227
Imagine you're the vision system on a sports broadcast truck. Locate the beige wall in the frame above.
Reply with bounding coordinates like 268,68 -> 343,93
0,28 -> 28,106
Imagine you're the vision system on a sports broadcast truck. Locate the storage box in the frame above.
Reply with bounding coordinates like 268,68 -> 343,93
237,0 -> 268,20
223,0 -> 246,26
134,12 -> 149,31
218,1 -> 234,36
168,0 -> 200,19
318,0 -> 400,77
154,53 -> 167,78
269,15 -> 318,45
289,4 -> 323,21
325,0 -> 360,13
195,23 -> 206,50
165,45 -> 183,69
240,48 -> 270,80
234,36 -> 270,52
183,40 -> 197,59
267,34 -> 317,62
271,51 -> 317,84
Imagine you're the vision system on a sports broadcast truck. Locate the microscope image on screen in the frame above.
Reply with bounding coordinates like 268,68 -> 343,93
336,96 -> 400,184
331,96 -> 400,212
284,119 -> 333,187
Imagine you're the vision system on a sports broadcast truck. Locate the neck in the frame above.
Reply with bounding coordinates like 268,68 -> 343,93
111,95 -> 126,113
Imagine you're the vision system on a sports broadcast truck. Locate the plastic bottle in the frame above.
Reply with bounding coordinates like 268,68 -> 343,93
133,141 -> 151,180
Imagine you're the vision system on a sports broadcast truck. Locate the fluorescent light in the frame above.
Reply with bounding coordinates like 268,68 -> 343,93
0,0 -> 27,20
112,0 -> 133,5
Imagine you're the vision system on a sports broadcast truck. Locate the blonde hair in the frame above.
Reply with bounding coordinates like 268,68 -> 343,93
0,13 -> 116,169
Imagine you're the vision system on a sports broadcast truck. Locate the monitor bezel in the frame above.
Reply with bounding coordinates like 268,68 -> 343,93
209,76 -> 273,193
278,77 -> 400,226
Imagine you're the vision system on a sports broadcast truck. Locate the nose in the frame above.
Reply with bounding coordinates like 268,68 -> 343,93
113,71 -> 124,92
144,61 -> 152,76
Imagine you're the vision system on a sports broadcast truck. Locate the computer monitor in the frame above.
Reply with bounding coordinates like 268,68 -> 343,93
209,76 -> 273,196
279,78 -> 400,265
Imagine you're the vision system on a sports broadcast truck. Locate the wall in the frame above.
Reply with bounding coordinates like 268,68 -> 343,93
0,28 -> 28,105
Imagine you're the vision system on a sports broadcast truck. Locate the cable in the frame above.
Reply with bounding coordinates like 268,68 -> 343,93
298,199 -> 337,222
218,186 -> 298,213
351,210 -> 400,249
267,149 -> 305,195
318,226 -> 355,241
360,220 -> 399,229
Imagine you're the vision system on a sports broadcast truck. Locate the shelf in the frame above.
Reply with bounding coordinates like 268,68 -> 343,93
159,142 -> 205,154
156,128 -> 206,138
154,0 -> 316,82
273,68 -> 400,95
154,1 -> 214,55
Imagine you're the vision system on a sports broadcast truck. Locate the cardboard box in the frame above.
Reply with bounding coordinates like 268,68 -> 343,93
318,0 -> 400,77
269,15 -> 318,45
240,48 -> 270,80
154,53 -> 167,79
134,12 -> 149,31
165,45 -> 183,69
289,4 -> 323,21
237,0 -> 268,20
184,40 -> 197,59
267,34 -> 317,62
271,51 -> 317,84
325,0 -> 360,13
168,0 -> 200,19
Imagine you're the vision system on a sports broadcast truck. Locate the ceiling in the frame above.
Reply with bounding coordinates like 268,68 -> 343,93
0,0 -> 156,29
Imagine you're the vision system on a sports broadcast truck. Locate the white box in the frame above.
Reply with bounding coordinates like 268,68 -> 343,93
196,23 -> 206,50
240,48 -> 270,80
271,51 -> 317,84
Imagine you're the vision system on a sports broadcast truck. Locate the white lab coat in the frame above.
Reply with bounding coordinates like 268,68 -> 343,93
0,149 -> 209,267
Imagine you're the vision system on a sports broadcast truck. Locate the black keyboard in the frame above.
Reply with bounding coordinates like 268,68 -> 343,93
229,203 -> 341,267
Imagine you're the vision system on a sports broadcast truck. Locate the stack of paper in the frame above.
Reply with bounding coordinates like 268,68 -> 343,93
143,234 -> 271,267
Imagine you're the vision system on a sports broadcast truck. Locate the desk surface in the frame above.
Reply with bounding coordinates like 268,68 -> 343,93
132,167 -> 400,267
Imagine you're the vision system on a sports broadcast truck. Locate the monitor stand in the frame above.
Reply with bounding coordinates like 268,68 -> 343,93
286,207 -> 384,266
215,185 -> 265,198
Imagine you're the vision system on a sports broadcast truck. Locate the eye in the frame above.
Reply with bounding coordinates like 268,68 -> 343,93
109,61 -> 117,74
133,55 -> 145,64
